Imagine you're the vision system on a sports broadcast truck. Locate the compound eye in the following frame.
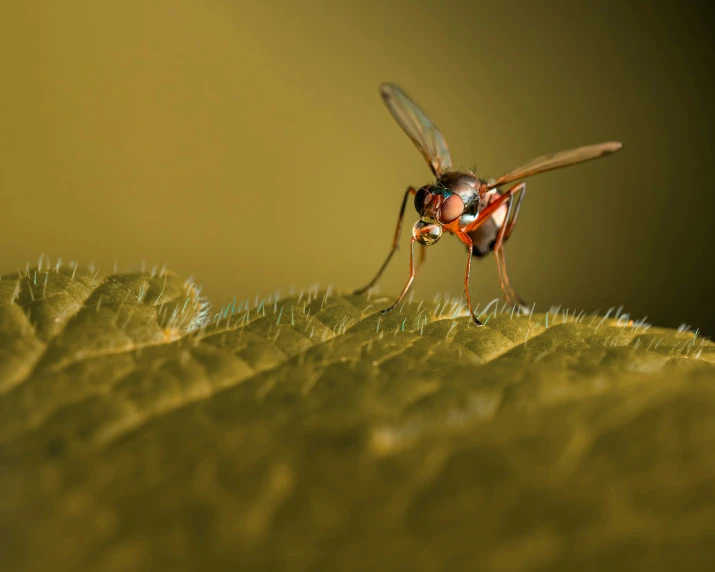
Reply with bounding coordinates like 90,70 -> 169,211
438,193 -> 465,223
414,187 -> 433,213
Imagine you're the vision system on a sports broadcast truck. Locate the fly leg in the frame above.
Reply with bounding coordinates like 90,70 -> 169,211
416,243 -> 427,274
456,231 -> 482,326
380,237 -> 417,315
461,182 -> 529,316
353,187 -> 417,295
493,183 -> 529,313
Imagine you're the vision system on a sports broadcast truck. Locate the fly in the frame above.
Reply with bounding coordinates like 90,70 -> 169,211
354,82 -> 623,325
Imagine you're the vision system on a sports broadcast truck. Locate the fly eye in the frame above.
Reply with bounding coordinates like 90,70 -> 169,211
414,187 -> 432,213
438,193 -> 465,223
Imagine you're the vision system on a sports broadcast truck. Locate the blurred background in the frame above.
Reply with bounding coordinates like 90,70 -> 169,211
1,0 -> 713,335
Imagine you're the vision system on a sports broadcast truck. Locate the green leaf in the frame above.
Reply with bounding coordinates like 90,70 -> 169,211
2,263 -> 714,571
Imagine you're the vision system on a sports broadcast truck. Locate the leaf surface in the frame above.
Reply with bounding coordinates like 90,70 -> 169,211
1,264 -> 714,571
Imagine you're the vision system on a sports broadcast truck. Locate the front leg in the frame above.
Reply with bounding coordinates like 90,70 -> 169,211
456,232 -> 482,326
353,186 -> 417,295
380,236 -> 417,315
462,182 -> 530,314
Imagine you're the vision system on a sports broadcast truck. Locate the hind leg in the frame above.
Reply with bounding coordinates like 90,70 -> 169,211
493,183 -> 529,313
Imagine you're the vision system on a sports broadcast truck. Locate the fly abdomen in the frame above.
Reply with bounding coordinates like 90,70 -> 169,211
468,218 -> 500,258
466,189 -> 510,258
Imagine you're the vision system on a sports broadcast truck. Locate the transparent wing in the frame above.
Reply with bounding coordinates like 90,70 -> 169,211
380,82 -> 453,178
488,142 -> 623,189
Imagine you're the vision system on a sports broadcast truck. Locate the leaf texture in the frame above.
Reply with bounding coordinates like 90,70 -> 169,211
1,263 -> 714,571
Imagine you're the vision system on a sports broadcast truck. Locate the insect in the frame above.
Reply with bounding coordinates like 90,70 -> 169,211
354,82 -> 623,325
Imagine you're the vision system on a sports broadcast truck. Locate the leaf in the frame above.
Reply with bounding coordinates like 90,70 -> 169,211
1,263 -> 714,571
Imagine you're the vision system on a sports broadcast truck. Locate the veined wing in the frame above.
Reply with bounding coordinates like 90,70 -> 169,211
380,82 -> 453,178
488,142 -> 623,189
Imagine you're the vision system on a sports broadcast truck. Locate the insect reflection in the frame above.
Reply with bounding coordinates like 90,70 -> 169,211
354,83 -> 623,325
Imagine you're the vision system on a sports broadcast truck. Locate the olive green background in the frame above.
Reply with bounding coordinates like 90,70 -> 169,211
1,0 -> 713,335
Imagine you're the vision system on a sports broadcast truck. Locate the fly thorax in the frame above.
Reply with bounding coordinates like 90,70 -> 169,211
437,172 -> 480,214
